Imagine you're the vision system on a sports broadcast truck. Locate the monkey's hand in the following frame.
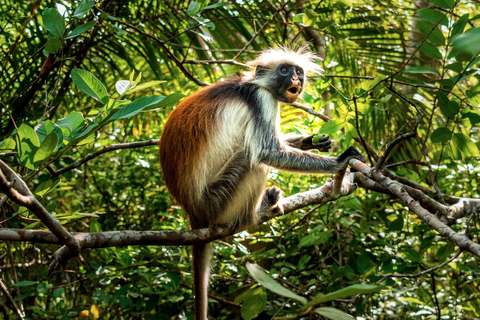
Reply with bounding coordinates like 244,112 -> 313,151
310,134 -> 332,152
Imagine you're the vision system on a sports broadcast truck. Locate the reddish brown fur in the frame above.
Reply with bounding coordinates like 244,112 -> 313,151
159,84 -> 219,226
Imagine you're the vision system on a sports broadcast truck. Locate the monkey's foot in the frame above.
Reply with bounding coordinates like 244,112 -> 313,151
263,186 -> 284,215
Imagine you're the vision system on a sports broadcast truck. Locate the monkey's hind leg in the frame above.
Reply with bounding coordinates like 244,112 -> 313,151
259,186 -> 284,216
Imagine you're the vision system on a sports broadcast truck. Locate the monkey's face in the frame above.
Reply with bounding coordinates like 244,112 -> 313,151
268,63 -> 304,103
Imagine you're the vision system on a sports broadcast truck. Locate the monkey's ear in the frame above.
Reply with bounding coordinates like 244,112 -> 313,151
255,65 -> 268,78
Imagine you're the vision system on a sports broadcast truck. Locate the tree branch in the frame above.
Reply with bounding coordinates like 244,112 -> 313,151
0,160 -> 81,254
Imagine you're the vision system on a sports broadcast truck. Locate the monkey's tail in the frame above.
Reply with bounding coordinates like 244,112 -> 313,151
193,243 -> 211,320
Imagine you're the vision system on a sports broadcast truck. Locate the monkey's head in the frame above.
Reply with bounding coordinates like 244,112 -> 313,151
247,47 -> 322,104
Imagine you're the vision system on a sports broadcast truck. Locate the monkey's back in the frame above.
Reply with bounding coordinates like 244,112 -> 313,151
159,78 -> 268,228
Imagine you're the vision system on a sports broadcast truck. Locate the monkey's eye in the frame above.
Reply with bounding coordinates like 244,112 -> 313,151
296,70 -> 303,75
280,67 -> 288,74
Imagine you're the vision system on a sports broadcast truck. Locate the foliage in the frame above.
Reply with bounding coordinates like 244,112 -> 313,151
0,0 -> 479,319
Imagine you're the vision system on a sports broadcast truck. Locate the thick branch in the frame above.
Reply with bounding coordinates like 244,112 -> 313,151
0,160 -> 81,254
0,173 -> 358,268
350,159 -> 480,257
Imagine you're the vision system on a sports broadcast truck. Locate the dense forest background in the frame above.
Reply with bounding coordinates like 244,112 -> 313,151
1,0 -> 480,319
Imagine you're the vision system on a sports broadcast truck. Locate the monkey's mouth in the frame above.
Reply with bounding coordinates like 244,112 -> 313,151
286,84 -> 301,102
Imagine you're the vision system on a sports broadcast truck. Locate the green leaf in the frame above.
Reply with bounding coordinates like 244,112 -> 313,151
34,132 -> 58,164
65,20 -> 96,39
107,24 -> 126,36
241,287 -> 267,320
187,1 -> 200,16
418,8 -> 448,26
418,41 -> 443,60
303,9 -> 317,26
439,98 -> 459,119
71,68 -> 109,104
0,138 -> 16,152
320,119 -> 344,135
356,252 -> 370,274
143,92 -> 184,110
417,21 -> 445,45
17,124 -> 40,169
53,287 -> 64,298
299,231 -> 332,248
34,179 -> 61,197
11,280 -> 38,287
90,219 -> 102,232
108,95 -> 166,121
451,133 -> 480,159
36,120 -> 64,149
42,7 -> 65,38
125,80 -> 166,94
431,128 -> 452,143
428,0 -> 454,9
74,0 -> 95,18
45,38 -> 62,54
404,66 -> 440,75
463,110 -> 480,126
315,307 -> 355,320
246,262 -> 307,305
451,14 -> 469,38
303,284 -> 385,310
452,27 -> 480,56
56,112 -> 85,140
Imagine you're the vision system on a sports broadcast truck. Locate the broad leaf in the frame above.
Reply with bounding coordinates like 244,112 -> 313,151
45,38 -> 62,54
74,0 -> 95,18
303,284 -> 385,310
404,66 -> 440,75
315,307 -> 355,320
428,0 -> 454,9
452,27 -> 480,56
418,41 -> 443,60
417,21 -> 445,46
246,262 -> 307,305
431,128 -> 452,143
108,95 -> 166,121
0,139 -> 16,152
36,120 -> 64,148
65,20 -> 96,39
17,124 -> 40,169
320,119 -> 344,135
56,112 -> 85,140
42,7 -> 65,38
450,133 -> 480,160
418,8 -> 448,26
71,68 -> 109,104
34,132 -> 58,164
241,287 -> 267,320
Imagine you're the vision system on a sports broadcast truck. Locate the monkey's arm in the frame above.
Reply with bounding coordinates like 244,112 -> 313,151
259,146 -> 364,174
284,134 -> 332,152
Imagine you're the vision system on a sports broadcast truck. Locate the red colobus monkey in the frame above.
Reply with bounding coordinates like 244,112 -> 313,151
159,48 -> 365,319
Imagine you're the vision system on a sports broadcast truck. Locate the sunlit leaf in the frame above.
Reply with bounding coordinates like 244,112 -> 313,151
74,0 -> 95,18
452,27 -> 480,56
71,69 -> 109,104
34,132 -> 58,164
